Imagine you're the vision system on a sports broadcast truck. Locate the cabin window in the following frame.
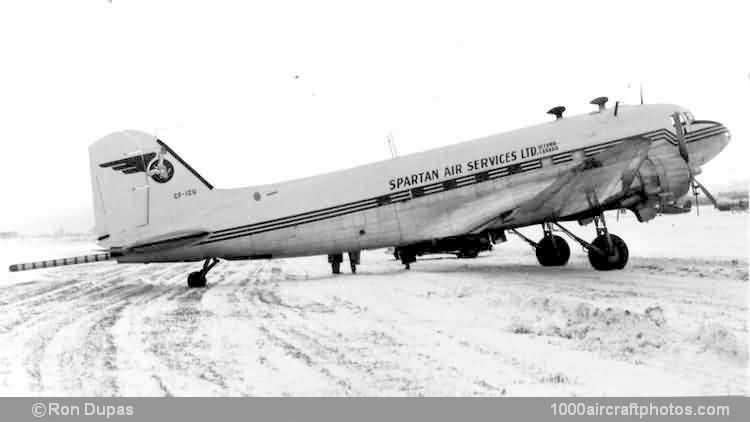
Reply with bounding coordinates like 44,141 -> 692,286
376,195 -> 391,206
474,172 -> 490,183
442,179 -> 457,191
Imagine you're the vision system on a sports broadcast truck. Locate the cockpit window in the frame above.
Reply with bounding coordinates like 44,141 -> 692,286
669,113 -> 691,132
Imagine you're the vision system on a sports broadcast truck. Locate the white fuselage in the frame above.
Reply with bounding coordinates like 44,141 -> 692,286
113,103 -> 730,263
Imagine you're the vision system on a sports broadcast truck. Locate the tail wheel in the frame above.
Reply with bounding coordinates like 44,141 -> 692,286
535,235 -> 570,266
187,271 -> 207,288
588,234 -> 629,270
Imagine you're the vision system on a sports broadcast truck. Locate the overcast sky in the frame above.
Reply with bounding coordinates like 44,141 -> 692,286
0,0 -> 747,234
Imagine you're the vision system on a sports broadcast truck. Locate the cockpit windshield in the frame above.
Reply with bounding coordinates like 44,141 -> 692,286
669,111 -> 693,132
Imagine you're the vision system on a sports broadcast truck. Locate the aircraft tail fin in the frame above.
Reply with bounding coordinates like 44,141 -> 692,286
89,130 -> 213,245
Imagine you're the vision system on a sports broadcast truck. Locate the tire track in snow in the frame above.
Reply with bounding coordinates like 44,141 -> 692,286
0,250 -> 745,396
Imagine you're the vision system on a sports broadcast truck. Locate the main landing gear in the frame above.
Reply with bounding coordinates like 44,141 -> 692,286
552,213 -> 629,271
187,258 -> 219,288
511,222 -> 570,267
512,212 -> 629,271
586,214 -> 629,270
536,222 -> 570,266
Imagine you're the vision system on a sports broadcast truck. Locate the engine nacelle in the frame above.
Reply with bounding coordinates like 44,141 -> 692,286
628,156 -> 692,222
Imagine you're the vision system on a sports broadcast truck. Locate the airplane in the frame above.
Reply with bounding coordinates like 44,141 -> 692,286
716,198 -> 749,212
691,181 -> 748,212
9,96 -> 731,287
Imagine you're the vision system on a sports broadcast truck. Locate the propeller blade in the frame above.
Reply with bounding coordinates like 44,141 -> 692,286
671,112 -> 690,167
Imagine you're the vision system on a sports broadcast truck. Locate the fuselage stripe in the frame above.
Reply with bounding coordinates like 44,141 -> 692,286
197,124 -> 726,246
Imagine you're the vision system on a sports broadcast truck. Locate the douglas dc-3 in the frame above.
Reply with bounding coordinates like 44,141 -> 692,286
9,97 -> 731,288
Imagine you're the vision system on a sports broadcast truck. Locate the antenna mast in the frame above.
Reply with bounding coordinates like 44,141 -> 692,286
387,132 -> 399,158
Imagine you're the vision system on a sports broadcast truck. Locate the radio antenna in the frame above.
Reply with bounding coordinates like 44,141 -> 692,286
387,132 -> 399,158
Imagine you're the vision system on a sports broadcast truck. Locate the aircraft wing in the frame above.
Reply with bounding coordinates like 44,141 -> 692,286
408,137 -> 652,239
504,136 -> 652,223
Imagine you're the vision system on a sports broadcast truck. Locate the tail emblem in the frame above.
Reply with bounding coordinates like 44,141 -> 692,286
147,156 -> 174,183
100,149 -> 174,183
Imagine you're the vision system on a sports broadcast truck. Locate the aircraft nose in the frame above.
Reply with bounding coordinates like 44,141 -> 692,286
720,123 -> 731,148
688,121 -> 731,165
712,122 -> 731,152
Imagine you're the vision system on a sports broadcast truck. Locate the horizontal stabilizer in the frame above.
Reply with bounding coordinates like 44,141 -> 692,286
9,253 -> 113,272
123,230 -> 210,253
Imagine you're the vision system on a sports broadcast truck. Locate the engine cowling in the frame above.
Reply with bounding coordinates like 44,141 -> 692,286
627,156 -> 692,222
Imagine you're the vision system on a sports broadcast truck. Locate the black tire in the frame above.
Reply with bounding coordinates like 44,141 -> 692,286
331,262 -> 341,274
187,271 -> 207,288
588,234 -> 629,271
350,262 -> 357,273
535,235 -> 570,266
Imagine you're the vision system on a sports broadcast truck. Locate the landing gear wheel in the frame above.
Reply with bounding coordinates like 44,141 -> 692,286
186,258 -> 218,288
331,261 -> 341,274
588,234 -> 629,271
350,262 -> 357,273
535,235 -> 570,266
187,271 -> 207,288
456,248 -> 480,259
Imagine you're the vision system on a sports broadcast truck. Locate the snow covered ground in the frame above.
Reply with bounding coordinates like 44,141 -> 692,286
0,209 -> 747,396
